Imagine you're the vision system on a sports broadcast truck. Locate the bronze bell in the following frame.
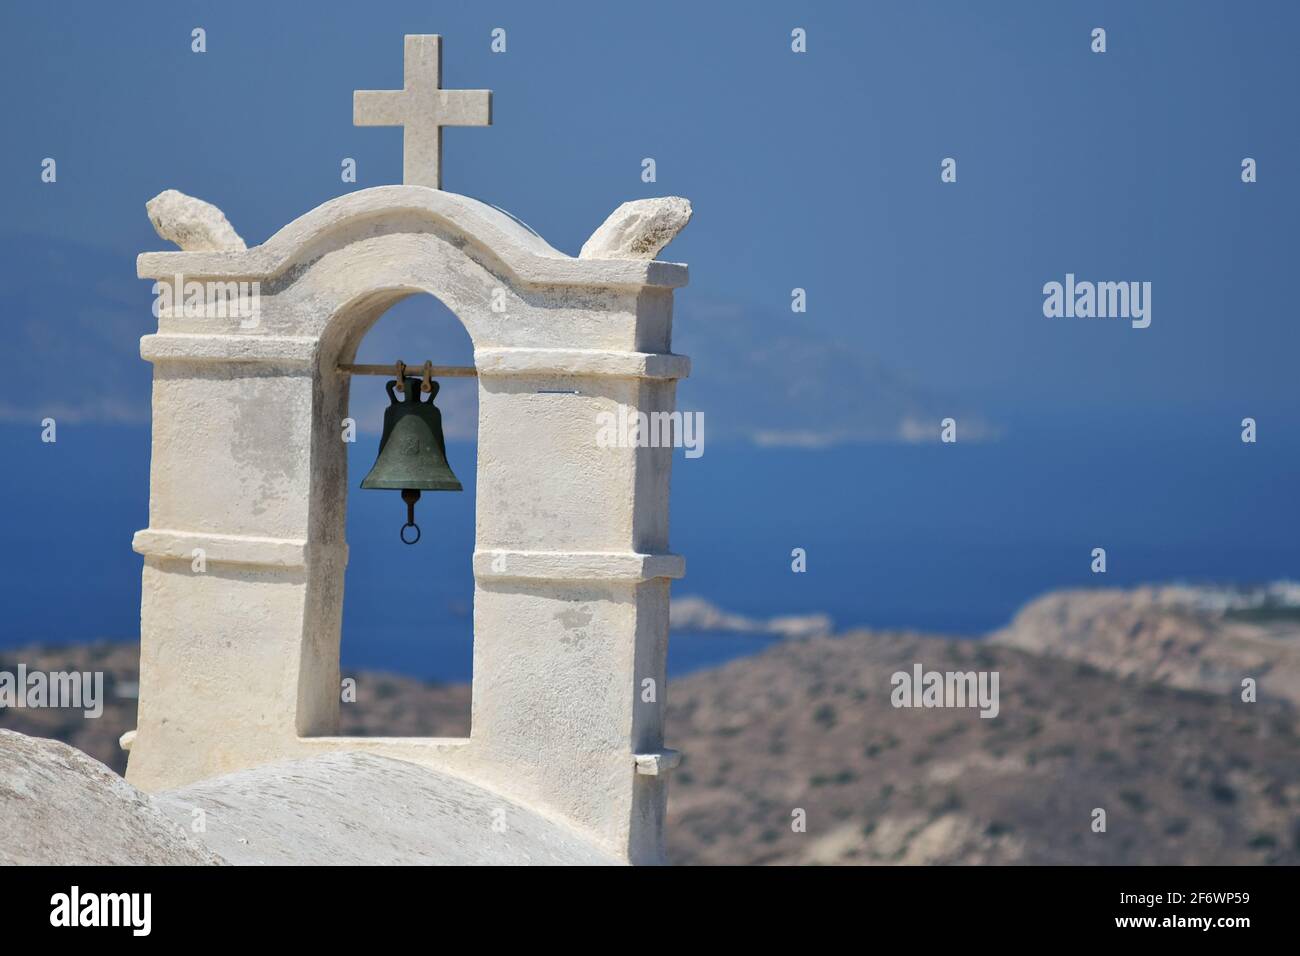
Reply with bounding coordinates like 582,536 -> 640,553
361,376 -> 462,544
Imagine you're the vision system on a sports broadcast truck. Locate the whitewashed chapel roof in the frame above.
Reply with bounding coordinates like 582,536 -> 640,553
156,752 -> 621,866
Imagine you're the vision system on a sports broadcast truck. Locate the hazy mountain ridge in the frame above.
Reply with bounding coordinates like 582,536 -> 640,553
0,235 -> 994,447
3,583 -> 1297,865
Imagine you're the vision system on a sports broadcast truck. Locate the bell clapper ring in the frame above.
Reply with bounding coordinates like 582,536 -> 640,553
421,360 -> 433,394
400,489 -> 422,545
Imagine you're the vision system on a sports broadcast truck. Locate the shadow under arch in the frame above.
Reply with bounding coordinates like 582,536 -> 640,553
299,287 -> 479,739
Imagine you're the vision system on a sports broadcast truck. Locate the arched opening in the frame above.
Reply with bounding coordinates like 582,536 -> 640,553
336,292 -> 476,737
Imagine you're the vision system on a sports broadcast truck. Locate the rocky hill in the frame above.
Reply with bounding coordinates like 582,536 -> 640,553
2,584 -> 1297,865
990,584 -> 1300,704
664,628 -> 1297,864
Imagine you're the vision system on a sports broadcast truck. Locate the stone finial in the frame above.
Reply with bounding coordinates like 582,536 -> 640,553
579,197 -> 692,260
146,189 -> 246,252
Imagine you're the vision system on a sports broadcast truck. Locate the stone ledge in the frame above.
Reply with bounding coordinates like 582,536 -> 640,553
475,348 -> 689,380
140,333 -> 318,367
139,337 -> 689,381
473,550 -> 685,583
633,750 -> 682,776
132,528 -> 310,569
297,736 -> 471,756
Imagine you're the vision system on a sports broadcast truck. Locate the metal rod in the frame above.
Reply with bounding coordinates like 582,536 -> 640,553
338,363 -> 477,378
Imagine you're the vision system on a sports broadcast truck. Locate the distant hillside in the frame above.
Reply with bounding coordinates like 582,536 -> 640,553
0,644 -> 469,777
3,584 -> 1298,865
664,629 -> 1297,864
990,584 -> 1300,705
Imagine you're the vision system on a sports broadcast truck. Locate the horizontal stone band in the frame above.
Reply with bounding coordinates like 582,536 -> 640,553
133,534 -> 680,581
473,550 -> 685,583
140,336 -> 689,380
133,528 -> 309,568
474,348 -> 689,380
140,333 -> 318,367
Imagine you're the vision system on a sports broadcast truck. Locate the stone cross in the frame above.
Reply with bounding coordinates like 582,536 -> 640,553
353,34 -> 492,189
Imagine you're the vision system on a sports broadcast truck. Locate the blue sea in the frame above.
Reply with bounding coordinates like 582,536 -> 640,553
2,403 -> 1297,680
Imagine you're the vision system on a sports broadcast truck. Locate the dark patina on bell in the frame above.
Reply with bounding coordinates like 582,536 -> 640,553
361,376 -> 462,544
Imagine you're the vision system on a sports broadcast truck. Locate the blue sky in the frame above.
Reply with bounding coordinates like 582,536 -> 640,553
5,1 -> 1299,430
2,2 -> 1299,669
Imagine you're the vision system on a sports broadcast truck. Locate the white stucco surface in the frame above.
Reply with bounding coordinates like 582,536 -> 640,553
0,730 -> 223,866
129,182 -> 691,864
157,751 -> 621,865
